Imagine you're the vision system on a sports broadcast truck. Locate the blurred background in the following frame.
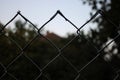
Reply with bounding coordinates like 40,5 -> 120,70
0,0 -> 120,80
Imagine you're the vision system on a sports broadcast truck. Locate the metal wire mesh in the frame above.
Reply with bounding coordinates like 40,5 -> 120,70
0,10 -> 120,80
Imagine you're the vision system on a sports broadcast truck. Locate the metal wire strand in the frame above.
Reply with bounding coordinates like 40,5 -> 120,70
0,10 -> 119,80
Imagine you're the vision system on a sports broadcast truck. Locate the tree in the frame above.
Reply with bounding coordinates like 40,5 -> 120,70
81,0 -> 120,53
1,3 -> 120,79
81,0 -> 120,79
0,19 -> 112,80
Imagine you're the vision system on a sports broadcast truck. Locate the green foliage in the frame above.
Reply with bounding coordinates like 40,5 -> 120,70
0,20 -> 113,80
1,1 -> 120,78
82,0 -> 120,79
0,20 -> 110,80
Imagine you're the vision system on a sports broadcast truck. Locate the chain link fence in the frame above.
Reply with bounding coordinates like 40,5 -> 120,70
0,10 -> 120,80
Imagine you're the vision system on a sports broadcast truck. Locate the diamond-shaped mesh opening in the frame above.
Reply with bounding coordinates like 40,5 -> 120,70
25,35 -> 58,68
62,35 -> 98,70
77,51 -> 115,80
38,12 -> 78,48
4,16 -> 38,49
0,34 -> 21,66
79,13 -> 119,52
7,55 -> 40,80
3,13 -> 37,48
43,14 -> 77,37
41,56 -> 77,80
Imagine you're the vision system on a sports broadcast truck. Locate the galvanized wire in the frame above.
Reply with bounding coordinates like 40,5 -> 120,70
0,10 -> 119,80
